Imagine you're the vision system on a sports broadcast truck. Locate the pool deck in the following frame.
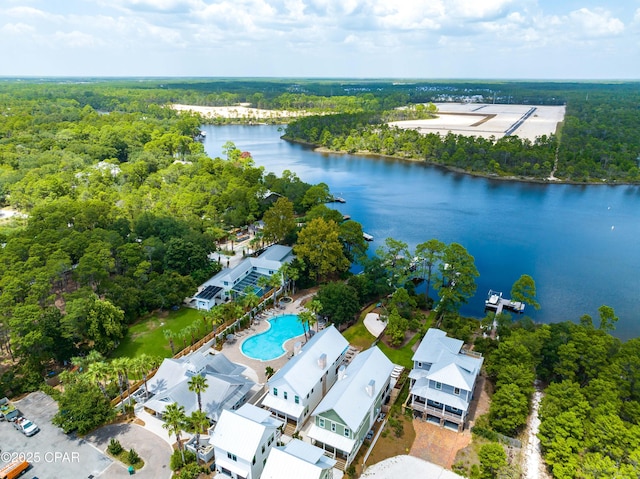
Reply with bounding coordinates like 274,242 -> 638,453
219,293 -> 316,383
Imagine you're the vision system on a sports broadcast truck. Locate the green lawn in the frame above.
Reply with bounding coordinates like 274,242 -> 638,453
111,307 -> 207,359
342,305 -> 431,369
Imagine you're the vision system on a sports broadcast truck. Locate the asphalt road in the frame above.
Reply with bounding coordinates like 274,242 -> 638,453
2,391 -> 112,479
86,423 -> 173,479
2,391 -> 173,479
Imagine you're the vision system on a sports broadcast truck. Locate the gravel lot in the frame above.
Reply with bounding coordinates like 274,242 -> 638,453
2,391 -> 112,479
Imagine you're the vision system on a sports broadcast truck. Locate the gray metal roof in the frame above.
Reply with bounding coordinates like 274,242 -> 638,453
144,351 -> 254,421
312,346 -> 394,431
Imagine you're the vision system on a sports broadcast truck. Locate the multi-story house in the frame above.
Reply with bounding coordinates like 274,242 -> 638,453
261,439 -> 336,479
193,245 -> 294,310
261,325 -> 349,432
307,346 -> 394,469
144,349 -> 256,424
210,403 -> 283,479
408,328 -> 483,431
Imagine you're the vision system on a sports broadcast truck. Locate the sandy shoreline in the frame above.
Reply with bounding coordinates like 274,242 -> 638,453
172,103 -> 311,120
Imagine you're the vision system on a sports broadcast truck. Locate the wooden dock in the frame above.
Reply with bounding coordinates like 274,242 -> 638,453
485,290 -> 525,315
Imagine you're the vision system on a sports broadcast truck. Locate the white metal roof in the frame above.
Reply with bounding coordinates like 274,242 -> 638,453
262,440 -> 336,479
410,328 -> 483,391
427,362 -> 476,391
211,404 -> 283,462
412,328 -> 463,363
312,346 -> 394,431
261,392 -> 305,420
268,325 -> 349,398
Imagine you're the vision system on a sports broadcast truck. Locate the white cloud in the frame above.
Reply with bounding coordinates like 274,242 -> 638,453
54,30 -> 100,48
568,7 -> 625,38
0,0 -> 638,78
1,22 -> 35,35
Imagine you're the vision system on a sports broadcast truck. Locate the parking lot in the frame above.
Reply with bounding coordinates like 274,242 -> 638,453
1,391 -> 112,479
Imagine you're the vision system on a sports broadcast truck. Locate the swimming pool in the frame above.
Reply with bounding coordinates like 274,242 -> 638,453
241,314 -> 305,361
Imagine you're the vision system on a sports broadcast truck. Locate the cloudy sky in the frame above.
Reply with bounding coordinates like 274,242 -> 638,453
1,0 -> 639,79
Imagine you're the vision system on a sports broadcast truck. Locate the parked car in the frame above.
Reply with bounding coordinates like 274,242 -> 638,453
13,417 -> 39,437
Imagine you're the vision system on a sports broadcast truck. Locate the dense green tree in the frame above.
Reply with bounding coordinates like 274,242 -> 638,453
53,380 -> 114,434
301,182 -> 331,209
415,239 -> 445,304
478,443 -> 507,479
385,307 -> 408,345
489,383 -> 529,436
376,237 -> 411,289
510,274 -> 540,310
434,243 -> 478,317
315,282 -> 360,328
261,197 -> 296,245
294,218 -> 350,280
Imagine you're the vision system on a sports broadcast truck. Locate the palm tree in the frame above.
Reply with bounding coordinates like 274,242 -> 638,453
187,410 -> 210,464
207,305 -> 224,333
307,299 -> 323,332
242,286 -> 260,316
163,329 -> 176,356
162,402 -> 187,462
71,350 -> 105,373
188,374 -> 209,412
297,310 -> 313,340
111,357 -> 132,410
133,354 -> 161,400
87,360 -> 111,400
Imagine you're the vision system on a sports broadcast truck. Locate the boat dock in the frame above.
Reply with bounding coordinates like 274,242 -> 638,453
485,290 -> 525,315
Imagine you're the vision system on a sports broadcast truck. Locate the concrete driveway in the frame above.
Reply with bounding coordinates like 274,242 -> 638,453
86,423 -> 173,479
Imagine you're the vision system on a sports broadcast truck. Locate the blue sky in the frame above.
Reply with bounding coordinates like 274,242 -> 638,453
1,0 -> 638,79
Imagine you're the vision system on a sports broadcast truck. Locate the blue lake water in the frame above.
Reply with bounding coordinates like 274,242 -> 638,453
241,314 -> 305,361
203,125 -> 640,340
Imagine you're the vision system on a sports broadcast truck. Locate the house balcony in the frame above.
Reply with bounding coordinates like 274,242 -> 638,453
185,435 -> 215,463
410,399 -> 464,422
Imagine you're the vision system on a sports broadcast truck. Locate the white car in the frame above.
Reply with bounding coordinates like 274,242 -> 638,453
14,416 -> 39,436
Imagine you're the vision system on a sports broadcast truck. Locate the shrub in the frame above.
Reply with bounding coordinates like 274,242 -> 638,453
175,462 -> 206,479
108,438 -> 123,455
127,448 -> 140,465
170,449 -> 197,471
471,425 -> 499,442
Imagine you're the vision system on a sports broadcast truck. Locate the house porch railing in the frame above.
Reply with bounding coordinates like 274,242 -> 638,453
410,401 -> 464,422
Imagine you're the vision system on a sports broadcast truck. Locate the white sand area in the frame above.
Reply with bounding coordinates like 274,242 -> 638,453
362,455 -> 464,479
172,103 -> 311,120
364,312 -> 386,338
390,103 -> 565,141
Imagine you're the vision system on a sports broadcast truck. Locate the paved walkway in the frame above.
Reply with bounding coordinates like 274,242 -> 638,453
134,408 -> 182,446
